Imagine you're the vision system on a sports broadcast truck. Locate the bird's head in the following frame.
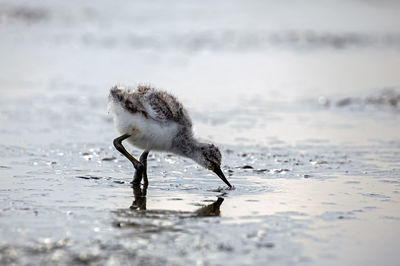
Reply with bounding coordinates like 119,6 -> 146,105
196,143 -> 232,188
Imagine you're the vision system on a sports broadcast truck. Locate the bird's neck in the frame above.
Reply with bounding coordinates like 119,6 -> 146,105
172,130 -> 203,163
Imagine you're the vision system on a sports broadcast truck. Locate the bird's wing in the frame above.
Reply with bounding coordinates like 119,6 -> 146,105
139,87 -> 192,127
141,95 -> 175,123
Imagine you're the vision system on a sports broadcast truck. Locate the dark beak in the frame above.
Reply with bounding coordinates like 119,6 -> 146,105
213,167 -> 232,188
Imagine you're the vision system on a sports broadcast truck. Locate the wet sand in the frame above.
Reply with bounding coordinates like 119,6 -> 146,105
1,1 -> 400,265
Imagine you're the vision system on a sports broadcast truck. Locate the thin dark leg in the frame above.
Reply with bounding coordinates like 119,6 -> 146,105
132,150 -> 150,186
113,133 -> 144,175
132,168 -> 143,186
139,151 -> 150,187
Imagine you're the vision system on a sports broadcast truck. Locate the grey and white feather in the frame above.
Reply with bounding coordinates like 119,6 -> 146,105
108,85 -> 232,188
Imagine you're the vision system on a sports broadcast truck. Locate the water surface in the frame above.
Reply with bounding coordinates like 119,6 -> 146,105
1,1 -> 400,265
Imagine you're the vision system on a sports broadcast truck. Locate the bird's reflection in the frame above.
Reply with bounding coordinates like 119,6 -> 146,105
130,185 -> 147,210
193,197 -> 224,217
128,184 -> 224,217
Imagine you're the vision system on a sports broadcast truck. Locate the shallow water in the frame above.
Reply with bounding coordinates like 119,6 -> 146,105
1,1 -> 400,265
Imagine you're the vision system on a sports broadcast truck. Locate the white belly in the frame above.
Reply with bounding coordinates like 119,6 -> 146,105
108,101 -> 179,151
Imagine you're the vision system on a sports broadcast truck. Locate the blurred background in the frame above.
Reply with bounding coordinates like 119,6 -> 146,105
1,0 -> 399,146
1,1 -> 400,265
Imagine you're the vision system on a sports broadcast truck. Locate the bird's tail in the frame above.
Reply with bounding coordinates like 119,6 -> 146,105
109,85 -> 123,102
107,85 -> 123,114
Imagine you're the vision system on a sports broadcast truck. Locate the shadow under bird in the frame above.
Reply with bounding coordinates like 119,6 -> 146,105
108,85 -> 232,188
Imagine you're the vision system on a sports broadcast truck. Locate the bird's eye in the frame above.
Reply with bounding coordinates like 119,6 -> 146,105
201,147 -> 205,151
